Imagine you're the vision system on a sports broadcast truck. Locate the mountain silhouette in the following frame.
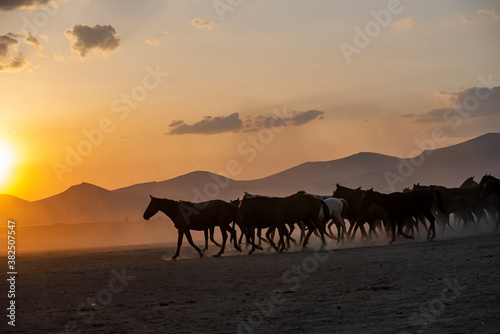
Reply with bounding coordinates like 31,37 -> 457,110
1,132 -> 499,226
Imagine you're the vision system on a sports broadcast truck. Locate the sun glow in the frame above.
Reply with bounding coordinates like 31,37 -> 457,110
0,140 -> 15,189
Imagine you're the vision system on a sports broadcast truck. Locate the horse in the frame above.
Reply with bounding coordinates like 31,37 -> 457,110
460,176 -> 479,189
435,186 -> 475,232
143,196 -> 241,259
332,184 -> 370,239
235,192 -> 329,255
359,189 -> 445,243
307,193 -> 349,243
480,178 -> 500,230
242,191 -> 307,248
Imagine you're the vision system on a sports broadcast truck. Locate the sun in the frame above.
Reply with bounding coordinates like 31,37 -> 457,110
0,140 -> 15,189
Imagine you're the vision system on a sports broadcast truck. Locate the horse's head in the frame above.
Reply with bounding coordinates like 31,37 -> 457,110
143,195 -> 162,220
230,198 -> 241,207
332,184 -> 343,197
359,188 -> 374,211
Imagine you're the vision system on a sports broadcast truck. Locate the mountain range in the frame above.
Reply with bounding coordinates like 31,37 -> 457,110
2,132 -> 500,227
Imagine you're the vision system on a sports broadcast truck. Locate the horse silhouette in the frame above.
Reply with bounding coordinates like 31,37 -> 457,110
359,189 -> 445,243
143,196 -> 241,259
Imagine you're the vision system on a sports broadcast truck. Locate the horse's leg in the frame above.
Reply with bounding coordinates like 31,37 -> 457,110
210,226 -> 221,248
302,225 -> 315,249
214,226 -> 228,257
266,228 -> 279,252
184,230 -> 203,258
350,222 -> 360,241
277,223 -> 287,253
248,228 -> 256,255
389,216 -> 397,244
172,229 -> 184,260
202,229 -> 209,253
346,220 -> 355,239
231,225 -> 242,252
424,211 -> 436,241
287,224 -> 297,246
397,217 -> 414,240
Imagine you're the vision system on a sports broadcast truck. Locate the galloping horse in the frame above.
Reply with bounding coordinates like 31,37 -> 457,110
479,175 -> 500,230
143,196 -> 241,259
359,189 -> 445,243
235,192 -> 329,254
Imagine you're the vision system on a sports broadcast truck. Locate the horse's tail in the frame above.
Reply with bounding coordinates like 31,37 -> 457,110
320,200 -> 331,224
340,198 -> 349,219
432,190 -> 446,214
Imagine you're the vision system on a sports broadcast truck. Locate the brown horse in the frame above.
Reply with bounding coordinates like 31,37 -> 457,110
359,189 -> 444,243
143,196 -> 241,259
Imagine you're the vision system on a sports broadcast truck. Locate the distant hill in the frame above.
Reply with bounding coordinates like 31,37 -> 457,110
2,132 -> 500,226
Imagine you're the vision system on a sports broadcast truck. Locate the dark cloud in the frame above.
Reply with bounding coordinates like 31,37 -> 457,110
0,34 -> 18,58
0,52 -> 27,71
0,0 -> 54,10
25,32 -> 41,51
404,86 -> 500,124
168,113 -> 242,135
289,109 -> 325,126
0,34 -> 29,71
168,110 -> 326,135
65,24 -> 122,58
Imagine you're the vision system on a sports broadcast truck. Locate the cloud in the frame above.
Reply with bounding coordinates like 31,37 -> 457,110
168,113 -> 243,135
65,24 -> 122,58
145,38 -> 159,45
0,0 -> 55,10
0,34 -> 18,58
461,9 -> 500,23
25,32 -> 42,51
0,34 -> 29,71
477,9 -> 500,19
289,109 -> 325,126
399,113 -> 417,118
167,110 -> 325,135
460,16 -> 476,24
392,17 -> 414,29
402,86 -> 500,124
191,18 -> 216,30
53,51 -> 64,61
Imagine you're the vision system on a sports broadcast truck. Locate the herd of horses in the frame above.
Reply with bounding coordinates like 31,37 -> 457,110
143,174 -> 500,260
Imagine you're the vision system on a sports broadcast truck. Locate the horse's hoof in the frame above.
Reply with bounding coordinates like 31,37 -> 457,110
171,256 -> 177,261
202,248 -> 207,253
199,253 -> 204,258
213,254 -> 221,258
235,247 -> 242,253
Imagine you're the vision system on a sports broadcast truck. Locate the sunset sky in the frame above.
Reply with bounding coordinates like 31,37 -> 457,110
0,0 -> 499,201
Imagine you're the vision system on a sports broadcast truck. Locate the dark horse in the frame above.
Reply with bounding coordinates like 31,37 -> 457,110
235,192 -> 329,255
143,196 -> 241,259
479,175 -> 500,230
359,189 -> 445,243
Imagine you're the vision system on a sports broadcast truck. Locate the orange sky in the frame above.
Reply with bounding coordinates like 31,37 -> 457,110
0,1 -> 499,201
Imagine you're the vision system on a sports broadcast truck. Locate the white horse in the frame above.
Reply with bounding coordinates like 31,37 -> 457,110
302,192 -> 348,243
322,197 -> 348,243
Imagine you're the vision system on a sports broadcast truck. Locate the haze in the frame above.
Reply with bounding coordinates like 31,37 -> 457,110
0,0 -> 499,201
